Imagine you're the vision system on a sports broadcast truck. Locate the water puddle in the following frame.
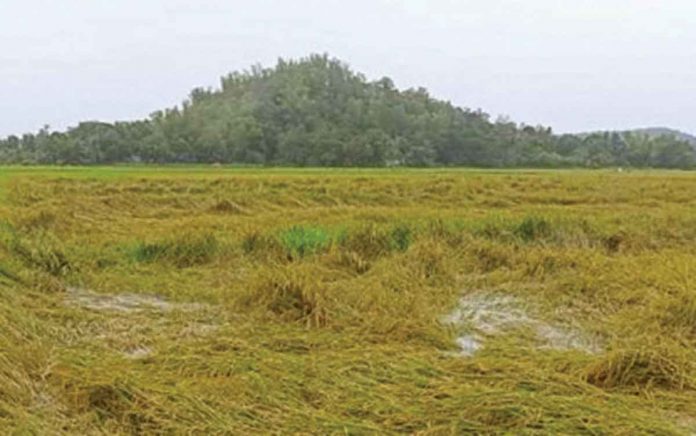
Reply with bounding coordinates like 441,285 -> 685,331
444,292 -> 601,356
66,287 -> 207,313
123,346 -> 153,360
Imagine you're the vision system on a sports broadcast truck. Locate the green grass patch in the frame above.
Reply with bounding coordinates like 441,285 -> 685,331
279,226 -> 332,259
514,216 -> 553,242
133,233 -> 219,267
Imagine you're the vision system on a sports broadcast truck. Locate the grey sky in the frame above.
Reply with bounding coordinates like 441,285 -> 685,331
2,0 -> 695,137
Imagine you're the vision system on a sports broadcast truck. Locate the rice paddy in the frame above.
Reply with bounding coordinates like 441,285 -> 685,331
1,166 -> 695,434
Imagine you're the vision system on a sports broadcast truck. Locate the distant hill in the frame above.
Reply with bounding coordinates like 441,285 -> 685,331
628,128 -> 696,147
576,127 -> 696,153
1,54 -> 695,168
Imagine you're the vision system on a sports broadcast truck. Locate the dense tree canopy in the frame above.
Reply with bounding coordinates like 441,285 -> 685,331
1,54 -> 694,168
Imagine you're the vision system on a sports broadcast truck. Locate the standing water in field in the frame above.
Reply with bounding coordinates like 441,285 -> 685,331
444,292 -> 601,356
65,287 -> 208,313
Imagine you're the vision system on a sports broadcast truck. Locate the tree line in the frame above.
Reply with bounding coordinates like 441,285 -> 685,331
1,54 -> 694,168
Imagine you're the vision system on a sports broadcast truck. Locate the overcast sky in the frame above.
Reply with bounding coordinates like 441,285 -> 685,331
1,0 -> 695,137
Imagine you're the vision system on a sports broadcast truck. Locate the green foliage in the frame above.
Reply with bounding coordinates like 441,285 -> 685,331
133,233 -> 219,267
339,223 -> 414,259
514,216 -> 553,242
389,223 -> 413,251
279,226 -> 331,259
1,54 -> 693,168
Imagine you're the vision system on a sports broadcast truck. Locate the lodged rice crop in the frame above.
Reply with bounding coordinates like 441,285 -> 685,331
0,166 -> 695,434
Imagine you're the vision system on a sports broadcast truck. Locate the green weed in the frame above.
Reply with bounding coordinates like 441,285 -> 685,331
133,233 -> 219,267
514,216 -> 553,242
279,226 -> 332,259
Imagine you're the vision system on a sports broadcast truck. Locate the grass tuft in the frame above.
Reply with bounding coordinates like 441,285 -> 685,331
390,223 -> 413,252
514,216 -> 553,242
133,233 -> 219,267
279,225 -> 332,259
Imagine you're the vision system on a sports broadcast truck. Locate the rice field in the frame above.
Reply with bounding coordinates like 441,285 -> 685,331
1,166 -> 695,434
